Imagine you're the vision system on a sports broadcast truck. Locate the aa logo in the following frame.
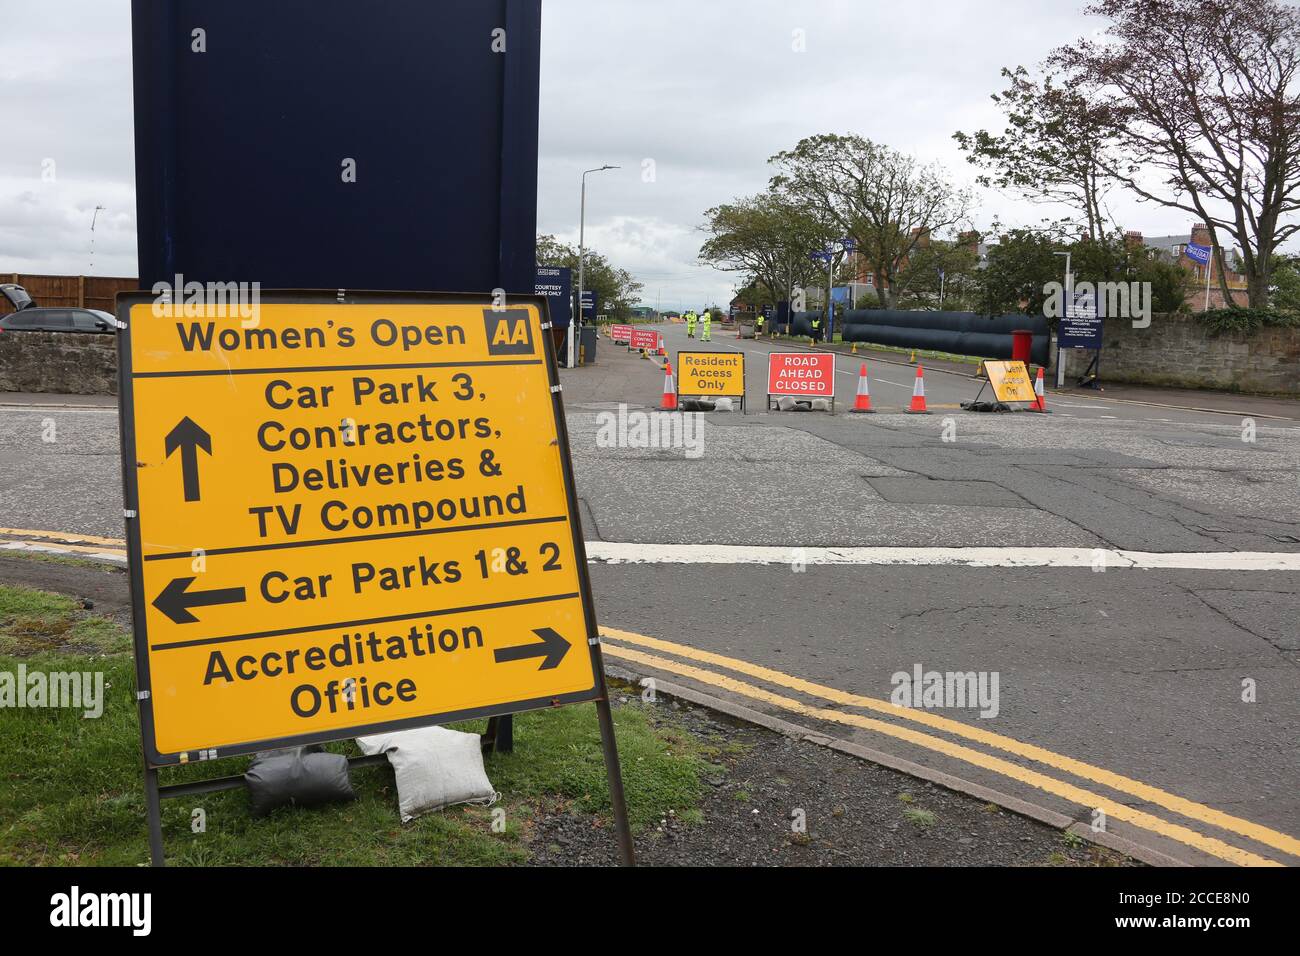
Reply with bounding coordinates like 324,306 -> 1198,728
483,308 -> 534,356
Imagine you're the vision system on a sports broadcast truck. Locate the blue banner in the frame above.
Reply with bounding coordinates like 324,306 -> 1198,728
1185,243 -> 1212,265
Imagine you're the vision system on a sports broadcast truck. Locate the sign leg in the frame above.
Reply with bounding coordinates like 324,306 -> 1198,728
594,691 -> 635,866
144,765 -> 165,867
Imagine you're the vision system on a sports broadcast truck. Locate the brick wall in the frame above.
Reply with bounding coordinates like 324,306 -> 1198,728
1062,313 -> 1300,396
0,331 -> 118,395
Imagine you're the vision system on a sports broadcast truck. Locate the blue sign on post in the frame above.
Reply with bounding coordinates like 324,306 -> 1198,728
580,291 -> 595,322
535,266 -> 572,328
1057,288 -> 1104,349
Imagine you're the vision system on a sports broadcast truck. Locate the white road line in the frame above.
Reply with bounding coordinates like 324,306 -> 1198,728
586,542 -> 1300,571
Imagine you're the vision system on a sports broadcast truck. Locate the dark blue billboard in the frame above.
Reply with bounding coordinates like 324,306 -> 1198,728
535,266 -> 573,328
131,0 -> 540,295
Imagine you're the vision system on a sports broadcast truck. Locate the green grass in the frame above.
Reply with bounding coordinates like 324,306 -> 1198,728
0,584 -> 710,866
903,807 -> 936,828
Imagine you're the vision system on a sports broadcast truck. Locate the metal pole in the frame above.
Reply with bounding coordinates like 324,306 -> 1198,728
1056,252 -> 1071,388
595,686 -> 639,868
573,175 -> 586,370
1204,246 -> 1213,312
144,765 -> 165,866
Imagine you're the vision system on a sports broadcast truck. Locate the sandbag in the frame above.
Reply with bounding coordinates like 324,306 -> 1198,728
356,726 -> 497,823
244,745 -> 355,817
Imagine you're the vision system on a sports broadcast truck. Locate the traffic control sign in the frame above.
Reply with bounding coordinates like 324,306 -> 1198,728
628,329 -> 660,352
115,291 -> 604,766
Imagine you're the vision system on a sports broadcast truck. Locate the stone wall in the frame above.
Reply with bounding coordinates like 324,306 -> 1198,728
1062,313 -> 1300,396
0,331 -> 118,395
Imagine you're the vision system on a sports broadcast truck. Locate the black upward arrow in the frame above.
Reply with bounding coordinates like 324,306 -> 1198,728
152,576 -> 246,625
165,417 -> 212,502
494,627 -> 571,670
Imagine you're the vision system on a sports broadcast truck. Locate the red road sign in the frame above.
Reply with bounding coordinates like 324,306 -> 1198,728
629,329 -> 660,351
610,324 -> 633,343
767,352 -> 835,398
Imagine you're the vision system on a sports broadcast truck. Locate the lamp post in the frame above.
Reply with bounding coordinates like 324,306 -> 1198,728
573,165 -> 619,368
1053,251 -> 1072,387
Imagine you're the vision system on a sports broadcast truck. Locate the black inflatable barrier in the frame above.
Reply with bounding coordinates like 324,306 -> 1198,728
787,309 -> 1050,367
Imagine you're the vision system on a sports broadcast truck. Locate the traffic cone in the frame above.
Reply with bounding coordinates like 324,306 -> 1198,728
660,362 -> 678,411
657,334 -> 666,357
1030,366 -> 1048,413
850,363 -> 874,413
907,365 -> 929,414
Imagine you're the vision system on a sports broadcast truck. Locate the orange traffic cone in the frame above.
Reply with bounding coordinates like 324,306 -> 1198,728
1030,366 -> 1048,413
907,365 -> 929,414
657,334 -> 666,357
850,363 -> 874,413
660,362 -> 678,411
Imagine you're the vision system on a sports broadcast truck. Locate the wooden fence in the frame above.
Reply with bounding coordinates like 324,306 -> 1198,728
0,273 -> 140,315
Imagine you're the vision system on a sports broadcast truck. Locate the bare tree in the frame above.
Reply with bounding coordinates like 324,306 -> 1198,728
1053,0 -> 1300,308
769,134 -> 974,308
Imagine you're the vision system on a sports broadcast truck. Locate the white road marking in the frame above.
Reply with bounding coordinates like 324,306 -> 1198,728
586,542 -> 1300,571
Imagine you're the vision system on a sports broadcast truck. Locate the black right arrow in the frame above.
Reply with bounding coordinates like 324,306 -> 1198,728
165,416 -> 212,502
494,627 -> 571,670
152,576 -> 246,625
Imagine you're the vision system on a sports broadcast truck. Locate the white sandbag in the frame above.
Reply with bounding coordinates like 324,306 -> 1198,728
356,726 -> 497,823
713,397 -> 735,412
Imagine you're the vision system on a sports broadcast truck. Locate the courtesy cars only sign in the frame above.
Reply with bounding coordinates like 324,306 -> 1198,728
116,291 -> 601,765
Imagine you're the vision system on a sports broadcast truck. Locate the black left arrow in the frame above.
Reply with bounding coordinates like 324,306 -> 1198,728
152,577 -> 246,625
165,416 -> 212,502
493,627 -> 571,670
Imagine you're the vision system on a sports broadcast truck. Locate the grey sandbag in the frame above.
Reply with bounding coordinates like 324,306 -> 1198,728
244,745 -> 355,817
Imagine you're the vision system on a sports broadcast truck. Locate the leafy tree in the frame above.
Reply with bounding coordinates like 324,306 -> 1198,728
1051,0 -> 1300,309
976,229 -> 1062,317
954,66 -> 1118,241
769,134 -> 975,308
698,190 -> 831,307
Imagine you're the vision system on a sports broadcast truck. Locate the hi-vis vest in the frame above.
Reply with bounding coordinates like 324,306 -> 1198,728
811,316 -> 821,329
701,312 -> 711,323
686,312 -> 696,323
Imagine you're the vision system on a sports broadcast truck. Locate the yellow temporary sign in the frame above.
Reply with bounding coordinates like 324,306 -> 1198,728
982,360 -> 1037,403
116,292 -> 600,765
677,351 -> 745,398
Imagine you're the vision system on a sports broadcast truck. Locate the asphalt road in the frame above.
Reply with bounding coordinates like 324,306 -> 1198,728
1,328 -> 1298,866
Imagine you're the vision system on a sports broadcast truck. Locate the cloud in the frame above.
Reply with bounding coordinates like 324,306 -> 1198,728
0,0 -> 1229,308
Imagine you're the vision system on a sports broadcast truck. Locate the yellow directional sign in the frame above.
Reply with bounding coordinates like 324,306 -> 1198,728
982,360 -> 1037,404
116,292 -> 601,765
677,351 -> 745,398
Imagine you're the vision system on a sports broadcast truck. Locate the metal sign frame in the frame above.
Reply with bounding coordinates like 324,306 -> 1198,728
116,289 -> 632,865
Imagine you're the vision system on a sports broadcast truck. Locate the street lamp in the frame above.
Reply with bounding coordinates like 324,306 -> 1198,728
1052,251 -> 1072,387
573,165 -> 620,368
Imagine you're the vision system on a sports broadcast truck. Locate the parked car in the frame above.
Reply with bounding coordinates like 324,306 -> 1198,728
0,283 -> 116,334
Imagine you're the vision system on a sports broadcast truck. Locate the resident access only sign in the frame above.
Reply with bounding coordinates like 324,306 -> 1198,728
116,291 -> 600,765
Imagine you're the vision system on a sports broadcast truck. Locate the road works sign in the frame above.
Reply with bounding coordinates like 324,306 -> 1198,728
767,352 -> 835,399
116,291 -> 601,766
677,351 -> 746,399
610,324 -> 633,344
982,360 -> 1037,403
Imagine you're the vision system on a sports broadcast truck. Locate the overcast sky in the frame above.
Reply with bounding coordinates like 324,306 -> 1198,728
0,0 -> 1229,310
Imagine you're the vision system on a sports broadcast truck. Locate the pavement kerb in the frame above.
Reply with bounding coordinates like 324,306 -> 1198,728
603,662 -> 1192,868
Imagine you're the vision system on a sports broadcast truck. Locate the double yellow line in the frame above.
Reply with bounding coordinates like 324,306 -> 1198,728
600,626 -> 1298,867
